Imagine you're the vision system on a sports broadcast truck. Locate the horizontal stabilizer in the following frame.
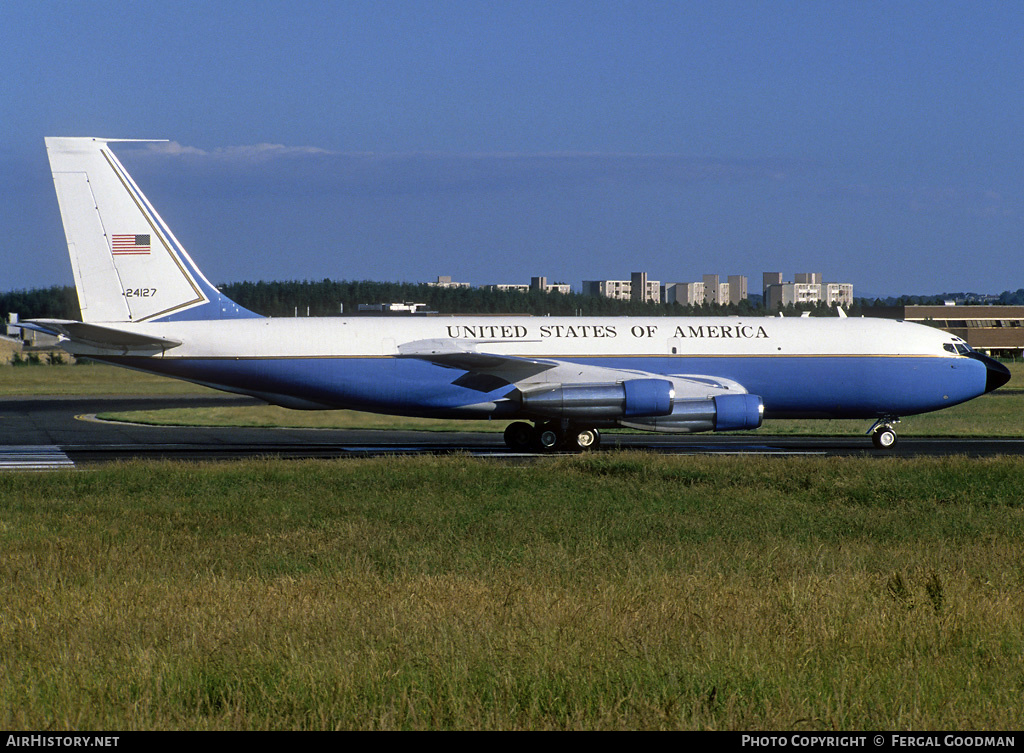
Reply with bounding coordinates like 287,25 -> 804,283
21,319 -> 182,353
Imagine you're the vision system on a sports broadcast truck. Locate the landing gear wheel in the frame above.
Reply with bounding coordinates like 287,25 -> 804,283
567,427 -> 600,452
536,425 -> 561,451
504,421 -> 601,453
503,421 -> 535,452
872,425 -> 898,449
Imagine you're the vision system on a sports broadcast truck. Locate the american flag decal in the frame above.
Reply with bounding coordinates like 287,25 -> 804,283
111,234 -> 151,255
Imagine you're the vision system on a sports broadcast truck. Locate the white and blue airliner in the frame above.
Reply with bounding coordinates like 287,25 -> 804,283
23,137 -> 1010,451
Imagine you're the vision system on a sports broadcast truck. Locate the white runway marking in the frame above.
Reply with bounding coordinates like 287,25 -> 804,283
0,445 -> 76,471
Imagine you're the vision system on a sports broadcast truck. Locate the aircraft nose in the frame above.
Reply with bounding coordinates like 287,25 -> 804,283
969,352 -> 1011,393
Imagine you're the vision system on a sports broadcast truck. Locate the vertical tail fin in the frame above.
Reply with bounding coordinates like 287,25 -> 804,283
45,137 -> 259,323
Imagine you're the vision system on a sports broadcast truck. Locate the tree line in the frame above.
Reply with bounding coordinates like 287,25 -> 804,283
219,279 -> 776,317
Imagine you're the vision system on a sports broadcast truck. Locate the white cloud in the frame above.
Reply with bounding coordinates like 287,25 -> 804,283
143,141 -> 333,160
123,141 -> 803,197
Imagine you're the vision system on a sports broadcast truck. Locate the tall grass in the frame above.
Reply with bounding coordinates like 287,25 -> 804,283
2,454 -> 1023,729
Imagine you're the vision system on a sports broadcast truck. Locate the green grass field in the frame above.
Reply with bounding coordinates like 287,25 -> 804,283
0,361 -> 219,396
2,361 -> 1024,729
2,454 -> 1024,730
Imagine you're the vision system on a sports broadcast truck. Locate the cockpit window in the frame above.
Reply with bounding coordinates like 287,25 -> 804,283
943,342 -> 973,355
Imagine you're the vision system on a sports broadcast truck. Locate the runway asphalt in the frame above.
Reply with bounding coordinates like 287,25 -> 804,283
2,393 -> 1023,469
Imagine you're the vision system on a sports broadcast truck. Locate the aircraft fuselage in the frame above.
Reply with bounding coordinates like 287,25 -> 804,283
67,314 -> 995,421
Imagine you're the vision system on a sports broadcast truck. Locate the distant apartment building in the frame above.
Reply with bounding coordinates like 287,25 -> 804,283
583,272 -> 659,303
531,276 -> 572,295
482,277 -> 571,295
583,279 -> 631,301
702,274 -> 729,306
727,275 -> 748,305
823,283 -> 854,307
662,274 -> 747,306
763,272 -> 784,300
481,283 -> 530,293
631,272 -> 660,303
427,275 -> 471,288
764,272 -> 853,309
663,281 -> 705,305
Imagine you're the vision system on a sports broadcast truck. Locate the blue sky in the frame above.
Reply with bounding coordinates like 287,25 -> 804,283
3,0 -> 1023,296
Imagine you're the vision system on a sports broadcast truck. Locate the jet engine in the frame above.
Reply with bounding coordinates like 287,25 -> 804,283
518,378 -> 675,419
619,393 -> 764,433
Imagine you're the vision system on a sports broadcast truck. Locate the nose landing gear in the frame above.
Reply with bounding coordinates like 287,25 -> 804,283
868,418 -> 900,449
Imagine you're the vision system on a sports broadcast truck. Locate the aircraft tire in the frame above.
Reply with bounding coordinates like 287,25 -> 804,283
503,422 -> 535,452
536,425 -> 561,451
567,427 -> 600,452
872,426 -> 898,449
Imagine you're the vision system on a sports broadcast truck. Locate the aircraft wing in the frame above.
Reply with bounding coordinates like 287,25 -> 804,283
20,319 -> 182,353
395,338 -> 758,400
396,338 -> 558,392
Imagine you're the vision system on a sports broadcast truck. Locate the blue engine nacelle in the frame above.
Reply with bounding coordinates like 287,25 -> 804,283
518,378 -> 675,419
713,393 -> 764,431
618,393 -> 764,433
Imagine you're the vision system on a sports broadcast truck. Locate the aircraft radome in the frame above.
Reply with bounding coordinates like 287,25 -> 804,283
23,137 -> 1011,452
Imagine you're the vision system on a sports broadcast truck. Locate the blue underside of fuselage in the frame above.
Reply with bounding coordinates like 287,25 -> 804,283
95,353 -> 989,422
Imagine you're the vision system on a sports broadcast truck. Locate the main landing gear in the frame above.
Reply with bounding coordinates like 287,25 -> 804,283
869,417 -> 900,450
503,420 -> 601,453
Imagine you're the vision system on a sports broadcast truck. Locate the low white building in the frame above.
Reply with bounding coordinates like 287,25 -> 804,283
482,277 -> 572,295
357,302 -> 434,314
427,275 -> 471,288
481,284 -> 531,293
531,276 -> 572,295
